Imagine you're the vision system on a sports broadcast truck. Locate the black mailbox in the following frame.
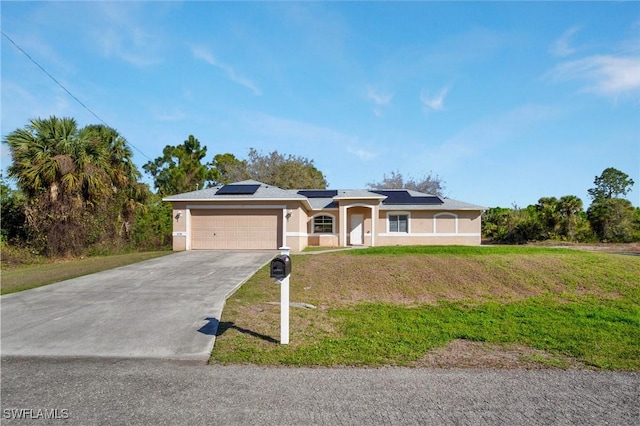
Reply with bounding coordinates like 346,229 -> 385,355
270,255 -> 291,279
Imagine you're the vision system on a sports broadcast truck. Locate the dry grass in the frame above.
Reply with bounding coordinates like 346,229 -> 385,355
413,339 -> 592,370
214,246 -> 640,368
287,251 -> 628,306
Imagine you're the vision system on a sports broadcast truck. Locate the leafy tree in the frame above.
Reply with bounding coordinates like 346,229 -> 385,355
481,207 -> 511,241
132,194 -> 172,250
587,198 -> 636,242
586,167 -> 637,242
224,148 -> 327,189
211,153 -> 249,184
143,135 -> 216,196
4,116 -> 147,255
0,173 -> 27,242
367,170 -> 446,196
587,167 -> 635,201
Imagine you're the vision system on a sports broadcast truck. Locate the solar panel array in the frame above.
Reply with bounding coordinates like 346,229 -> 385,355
216,184 -> 261,195
371,190 -> 443,205
297,190 -> 339,198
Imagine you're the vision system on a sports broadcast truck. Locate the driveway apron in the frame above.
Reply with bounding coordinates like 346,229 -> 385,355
0,251 -> 275,361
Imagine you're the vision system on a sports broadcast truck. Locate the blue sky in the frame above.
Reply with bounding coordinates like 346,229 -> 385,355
2,1 -> 639,208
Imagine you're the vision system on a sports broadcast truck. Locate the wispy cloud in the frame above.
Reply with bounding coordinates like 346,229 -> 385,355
549,27 -> 580,57
192,46 -> 262,96
347,146 -> 377,161
239,112 -> 378,164
414,104 -> 562,172
90,3 -> 164,66
366,86 -> 393,117
547,54 -> 640,99
420,86 -> 450,112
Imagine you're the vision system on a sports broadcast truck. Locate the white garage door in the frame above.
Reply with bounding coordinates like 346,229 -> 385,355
190,210 -> 280,250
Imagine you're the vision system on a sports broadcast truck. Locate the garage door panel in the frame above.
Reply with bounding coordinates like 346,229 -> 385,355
190,210 -> 279,250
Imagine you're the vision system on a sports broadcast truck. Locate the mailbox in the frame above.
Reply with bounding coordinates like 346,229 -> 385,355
270,255 -> 291,279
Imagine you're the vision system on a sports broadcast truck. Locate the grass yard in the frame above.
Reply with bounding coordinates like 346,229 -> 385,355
0,251 -> 170,294
211,246 -> 640,370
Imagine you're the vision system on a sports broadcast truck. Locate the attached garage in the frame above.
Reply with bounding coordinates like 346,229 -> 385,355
189,209 -> 281,250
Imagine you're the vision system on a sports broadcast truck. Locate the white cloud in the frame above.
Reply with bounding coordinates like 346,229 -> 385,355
347,147 -> 377,161
420,86 -> 450,112
366,86 -> 394,117
89,3 -> 165,67
192,46 -> 262,96
549,27 -> 580,57
547,54 -> 640,99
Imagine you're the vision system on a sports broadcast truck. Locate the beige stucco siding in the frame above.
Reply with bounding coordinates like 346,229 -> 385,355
305,210 -> 340,247
376,210 -> 482,246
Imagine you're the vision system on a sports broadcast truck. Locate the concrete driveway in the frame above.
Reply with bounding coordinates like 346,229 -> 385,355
0,251 -> 275,362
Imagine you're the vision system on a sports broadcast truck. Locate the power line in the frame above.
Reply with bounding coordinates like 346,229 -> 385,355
1,30 -> 153,162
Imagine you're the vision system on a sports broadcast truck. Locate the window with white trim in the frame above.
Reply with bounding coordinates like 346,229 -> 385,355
313,215 -> 334,233
388,214 -> 408,233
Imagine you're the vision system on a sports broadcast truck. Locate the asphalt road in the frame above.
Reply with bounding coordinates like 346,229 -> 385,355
2,357 -> 638,425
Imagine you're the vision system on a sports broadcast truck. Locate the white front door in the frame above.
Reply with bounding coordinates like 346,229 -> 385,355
350,214 -> 364,245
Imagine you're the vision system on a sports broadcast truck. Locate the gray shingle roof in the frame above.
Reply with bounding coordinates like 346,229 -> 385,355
163,181 -> 484,211
163,180 -> 307,202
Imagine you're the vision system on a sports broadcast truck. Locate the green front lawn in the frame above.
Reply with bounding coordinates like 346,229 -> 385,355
1,251 -> 170,295
211,246 -> 640,370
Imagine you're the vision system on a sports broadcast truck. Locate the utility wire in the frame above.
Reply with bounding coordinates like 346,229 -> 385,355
1,30 -> 153,162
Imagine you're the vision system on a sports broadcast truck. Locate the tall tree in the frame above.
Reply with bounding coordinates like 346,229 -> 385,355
211,153 -> 249,185
586,167 -> 636,242
143,135 -> 215,196
587,167 -> 635,201
4,116 -> 146,255
222,148 -> 327,189
367,170 -> 446,196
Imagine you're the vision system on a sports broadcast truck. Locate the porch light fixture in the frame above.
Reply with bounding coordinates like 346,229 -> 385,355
174,211 -> 182,221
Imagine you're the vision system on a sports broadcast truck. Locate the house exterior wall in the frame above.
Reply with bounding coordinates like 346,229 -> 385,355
306,210 -> 340,247
376,209 -> 482,246
168,195 -> 483,251
171,201 -> 188,251
170,200 -> 309,252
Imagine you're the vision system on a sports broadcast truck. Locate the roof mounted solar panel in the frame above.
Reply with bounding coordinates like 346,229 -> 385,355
216,184 -> 260,195
297,190 -> 338,198
371,190 -> 443,205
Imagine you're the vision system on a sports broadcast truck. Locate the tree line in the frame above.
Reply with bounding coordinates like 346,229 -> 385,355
1,116 -> 327,257
2,116 -> 638,259
482,168 -> 639,244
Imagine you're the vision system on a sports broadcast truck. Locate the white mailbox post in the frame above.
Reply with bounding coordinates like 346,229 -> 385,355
273,246 -> 290,345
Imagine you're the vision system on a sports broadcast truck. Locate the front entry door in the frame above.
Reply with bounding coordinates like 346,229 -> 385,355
350,214 -> 364,245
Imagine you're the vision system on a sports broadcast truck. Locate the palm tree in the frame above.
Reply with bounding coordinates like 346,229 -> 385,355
4,116 -> 146,254
558,195 -> 584,241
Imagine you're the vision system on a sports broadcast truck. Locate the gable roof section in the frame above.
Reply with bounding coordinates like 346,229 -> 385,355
163,180 -> 308,204
163,180 -> 484,211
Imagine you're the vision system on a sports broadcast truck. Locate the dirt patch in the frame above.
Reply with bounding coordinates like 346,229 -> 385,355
413,339 -> 593,370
